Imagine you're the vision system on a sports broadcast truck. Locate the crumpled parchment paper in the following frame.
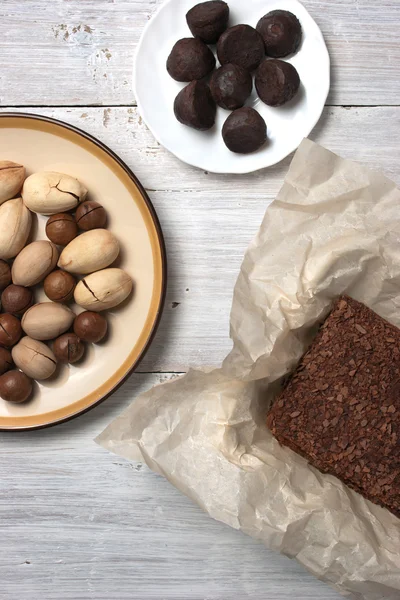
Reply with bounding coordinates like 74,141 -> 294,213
97,139 -> 400,600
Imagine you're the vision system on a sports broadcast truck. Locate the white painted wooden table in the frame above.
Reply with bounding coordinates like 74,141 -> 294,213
0,1 -> 399,598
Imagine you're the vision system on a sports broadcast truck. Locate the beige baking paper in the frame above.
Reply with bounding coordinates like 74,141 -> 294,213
97,139 -> 400,600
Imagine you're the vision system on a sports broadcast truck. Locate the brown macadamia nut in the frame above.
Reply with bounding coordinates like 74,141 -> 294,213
0,347 -> 13,375
0,313 -> 22,347
44,270 -> 76,303
1,285 -> 33,317
53,333 -> 85,364
0,370 -> 32,403
46,213 -> 78,246
75,201 -> 107,231
0,260 -> 11,291
73,311 -> 107,343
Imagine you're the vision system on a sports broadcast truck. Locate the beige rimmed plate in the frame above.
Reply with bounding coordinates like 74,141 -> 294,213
0,113 -> 166,431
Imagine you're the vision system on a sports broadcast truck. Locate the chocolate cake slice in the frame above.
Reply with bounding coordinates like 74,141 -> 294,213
267,296 -> 400,517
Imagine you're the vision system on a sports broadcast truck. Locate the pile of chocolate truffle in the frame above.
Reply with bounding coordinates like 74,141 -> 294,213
166,1 -> 302,154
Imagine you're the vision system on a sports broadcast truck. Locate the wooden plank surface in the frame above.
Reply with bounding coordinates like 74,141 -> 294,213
0,373 -> 341,600
1,0 -> 399,598
0,0 -> 399,107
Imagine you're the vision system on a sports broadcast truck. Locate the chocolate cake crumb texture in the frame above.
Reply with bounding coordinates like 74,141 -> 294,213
267,295 -> 400,517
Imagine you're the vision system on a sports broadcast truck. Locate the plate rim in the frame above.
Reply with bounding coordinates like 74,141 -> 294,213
0,111 -> 167,431
133,0 -> 331,174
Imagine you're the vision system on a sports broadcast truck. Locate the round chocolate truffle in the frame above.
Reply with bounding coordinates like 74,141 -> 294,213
174,81 -> 216,130
217,25 -> 265,72
222,107 -> 267,154
255,59 -> 300,106
256,10 -> 302,58
0,370 -> 32,403
74,311 -> 108,344
1,285 -> 33,317
186,1 -> 229,44
210,63 -> 252,110
75,201 -> 107,231
53,333 -> 85,364
167,37 -> 216,82
0,347 -> 13,375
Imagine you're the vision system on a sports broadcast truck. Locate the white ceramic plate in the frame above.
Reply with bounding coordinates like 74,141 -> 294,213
0,114 -> 166,430
134,0 -> 330,174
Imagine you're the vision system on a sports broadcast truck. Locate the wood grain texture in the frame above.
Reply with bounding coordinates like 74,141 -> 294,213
0,1 -> 399,597
0,0 -> 399,107
0,373 -> 341,600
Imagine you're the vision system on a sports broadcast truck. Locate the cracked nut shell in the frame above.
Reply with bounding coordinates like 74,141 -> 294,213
22,171 -> 88,215
217,25 -> 265,72
0,370 -> 32,403
12,240 -> 59,287
0,347 -> 13,375
73,311 -> 107,343
46,213 -> 78,246
74,268 -> 133,312
12,336 -> 57,380
0,197 -> 32,260
167,38 -> 216,82
44,270 -> 76,303
0,260 -> 11,291
53,333 -> 85,364
1,285 -> 33,317
0,161 -> 26,205
0,313 -> 22,347
186,1 -> 229,44
75,201 -> 107,231
256,10 -> 302,58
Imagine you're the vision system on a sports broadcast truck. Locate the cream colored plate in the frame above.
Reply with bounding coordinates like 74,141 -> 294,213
0,114 -> 166,430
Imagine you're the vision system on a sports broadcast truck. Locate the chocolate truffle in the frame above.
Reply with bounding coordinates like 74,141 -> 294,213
222,107 -> 267,154
167,37 -> 216,82
255,59 -> 300,106
186,1 -> 229,44
174,81 -> 216,130
0,347 -> 13,375
257,10 -> 302,58
217,25 -> 265,72
210,63 -> 252,110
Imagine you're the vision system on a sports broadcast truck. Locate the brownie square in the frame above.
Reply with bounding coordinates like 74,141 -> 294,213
267,296 -> 400,517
